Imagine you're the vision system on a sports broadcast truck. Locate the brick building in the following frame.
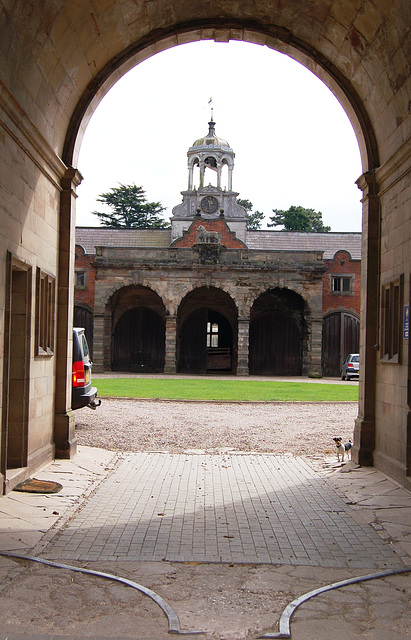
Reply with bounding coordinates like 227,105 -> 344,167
75,119 -> 361,378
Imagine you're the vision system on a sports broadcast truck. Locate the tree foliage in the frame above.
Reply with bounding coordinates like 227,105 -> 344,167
237,198 -> 265,231
267,205 -> 331,232
92,183 -> 169,228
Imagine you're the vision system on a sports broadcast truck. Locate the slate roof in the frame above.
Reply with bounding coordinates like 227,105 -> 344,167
75,227 -> 172,254
245,231 -> 362,259
75,227 -> 361,260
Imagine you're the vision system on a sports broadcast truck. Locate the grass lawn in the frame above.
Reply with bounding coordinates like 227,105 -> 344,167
94,377 -> 358,402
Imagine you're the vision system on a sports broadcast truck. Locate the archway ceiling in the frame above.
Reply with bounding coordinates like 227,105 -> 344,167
2,1 -> 409,168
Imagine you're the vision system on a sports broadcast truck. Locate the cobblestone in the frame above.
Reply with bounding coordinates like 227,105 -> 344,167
44,453 -> 403,569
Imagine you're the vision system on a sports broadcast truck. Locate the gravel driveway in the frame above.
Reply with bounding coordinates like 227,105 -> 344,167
75,399 -> 358,458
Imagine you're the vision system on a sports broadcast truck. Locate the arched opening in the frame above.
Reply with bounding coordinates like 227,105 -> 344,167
177,287 -> 237,374
322,312 -> 360,377
74,40 -> 366,231
62,21 -> 383,473
109,285 -> 166,372
250,289 -> 305,375
203,156 -> 218,188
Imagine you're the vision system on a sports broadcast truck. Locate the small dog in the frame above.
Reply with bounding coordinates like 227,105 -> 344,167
333,437 -> 352,462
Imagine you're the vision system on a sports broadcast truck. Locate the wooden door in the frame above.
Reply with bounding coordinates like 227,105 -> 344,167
322,312 -> 359,376
112,307 -> 165,372
249,311 -> 302,375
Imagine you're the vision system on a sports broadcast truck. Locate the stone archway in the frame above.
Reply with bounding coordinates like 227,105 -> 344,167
2,1 -> 410,486
107,285 -> 166,372
58,20 -> 383,464
177,287 -> 238,374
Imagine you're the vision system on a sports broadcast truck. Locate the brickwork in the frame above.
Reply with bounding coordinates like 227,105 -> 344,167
171,218 -> 246,249
46,452 -> 403,569
74,245 -> 95,309
322,250 -> 361,316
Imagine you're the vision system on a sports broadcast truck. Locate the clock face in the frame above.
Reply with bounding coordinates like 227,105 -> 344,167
200,195 -> 219,214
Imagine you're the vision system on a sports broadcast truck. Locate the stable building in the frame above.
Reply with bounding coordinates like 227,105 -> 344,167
75,119 -> 361,377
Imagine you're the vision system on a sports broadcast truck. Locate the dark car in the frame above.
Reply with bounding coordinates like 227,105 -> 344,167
72,327 -> 100,410
341,353 -> 360,380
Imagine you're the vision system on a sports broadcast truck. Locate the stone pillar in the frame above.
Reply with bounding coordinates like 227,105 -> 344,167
308,313 -> 323,377
237,317 -> 250,376
92,313 -> 105,372
353,172 -> 380,466
227,163 -> 233,191
164,315 -> 177,373
54,168 -> 82,459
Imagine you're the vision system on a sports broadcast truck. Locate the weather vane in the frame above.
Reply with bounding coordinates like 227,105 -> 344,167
208,97 -> 213,120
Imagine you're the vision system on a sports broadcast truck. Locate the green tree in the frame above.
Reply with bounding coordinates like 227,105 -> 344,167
237,198 -> 265,231
92,183 -> 169,228
267,205 -> 331,232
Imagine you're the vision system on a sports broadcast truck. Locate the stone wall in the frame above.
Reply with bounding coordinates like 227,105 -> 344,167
90,246 -> 324,376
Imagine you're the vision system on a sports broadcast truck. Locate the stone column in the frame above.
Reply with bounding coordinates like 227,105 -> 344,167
54,168 -> 82,459
92,313 -> 105,372
353,172 -> 380,466
237,317 -> 250,376
308,314 -> 323,377
164,315 -> 177,373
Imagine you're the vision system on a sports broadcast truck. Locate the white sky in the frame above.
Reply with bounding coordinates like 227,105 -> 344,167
76,40 -> 363,232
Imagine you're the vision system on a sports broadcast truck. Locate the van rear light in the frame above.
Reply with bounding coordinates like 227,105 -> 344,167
72,360 -> 86,387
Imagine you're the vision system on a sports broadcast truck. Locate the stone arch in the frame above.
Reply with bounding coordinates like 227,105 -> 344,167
63,26 -> 379,173
177,286 -> 238,374
99,285 -> 166,372
62,17 -> 383,454
1,0 -> 409,485
97,279 -> 166,313
172,280 -> 240,315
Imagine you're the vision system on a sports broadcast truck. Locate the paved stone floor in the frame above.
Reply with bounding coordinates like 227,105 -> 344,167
44,453 -> 402,569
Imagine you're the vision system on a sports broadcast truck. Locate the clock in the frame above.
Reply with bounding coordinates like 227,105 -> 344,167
200,195 -> 219,214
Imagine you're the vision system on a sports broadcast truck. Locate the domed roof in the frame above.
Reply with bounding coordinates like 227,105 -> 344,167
191,118 -> 231,149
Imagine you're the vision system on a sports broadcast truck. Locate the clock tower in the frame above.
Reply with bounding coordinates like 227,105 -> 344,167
170,116 -> 248,242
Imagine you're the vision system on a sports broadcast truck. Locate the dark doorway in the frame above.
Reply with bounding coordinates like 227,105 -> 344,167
74,306 -> 94,358
2,257 -> 31,483
179,309 -> 233,373
322,312 -> 360,376
249,288 -> 304,375
112,307 -> 165,372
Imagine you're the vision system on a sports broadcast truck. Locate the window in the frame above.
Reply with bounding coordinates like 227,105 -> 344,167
35,268 -> 55,355
206,322 -> 219,347
75,269 -> 87,288
332,276 -> 352,293
381,276 -> 403,362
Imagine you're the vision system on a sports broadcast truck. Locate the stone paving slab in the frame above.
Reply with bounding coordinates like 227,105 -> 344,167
0,636 -> 143,640
44,453 -> 403,569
